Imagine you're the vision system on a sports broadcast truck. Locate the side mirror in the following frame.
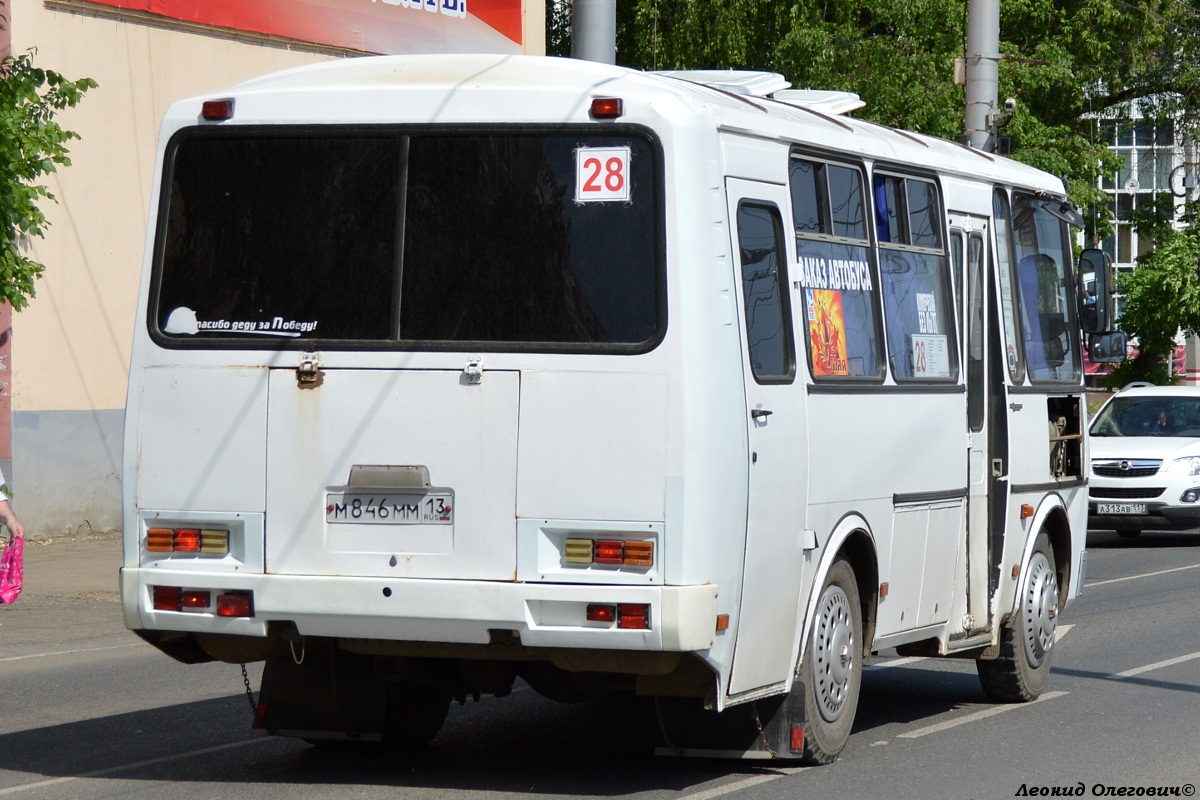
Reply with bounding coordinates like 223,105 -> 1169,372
1079,248 -> 1114,333
1087,331 -> 1127,364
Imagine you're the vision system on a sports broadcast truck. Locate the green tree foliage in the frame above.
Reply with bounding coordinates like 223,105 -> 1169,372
555,0 -> 1200,239
1102,218 -> 1200,387
0,48 -> 97,310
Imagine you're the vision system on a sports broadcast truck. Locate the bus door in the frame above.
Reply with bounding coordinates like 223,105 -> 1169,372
724,180 -> 810,698
950,213 -> 998,635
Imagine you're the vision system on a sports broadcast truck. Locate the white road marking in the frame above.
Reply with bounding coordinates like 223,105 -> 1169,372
1113,650 -> 1200,680
897,691 -> 1070,739
1087,562 -> 1200,588
678,768 -> 808,800
0,642 -> 142,663
0,738 -> 273,797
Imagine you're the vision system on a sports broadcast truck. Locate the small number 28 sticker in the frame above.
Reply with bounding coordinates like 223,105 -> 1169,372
575,146 -> 631,203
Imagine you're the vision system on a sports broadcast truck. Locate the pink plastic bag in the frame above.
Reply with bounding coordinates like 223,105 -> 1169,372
0,538 -> 24,604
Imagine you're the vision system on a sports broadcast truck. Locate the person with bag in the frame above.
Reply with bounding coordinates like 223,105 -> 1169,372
0,466 -> 24,542
0,465 -> 26,605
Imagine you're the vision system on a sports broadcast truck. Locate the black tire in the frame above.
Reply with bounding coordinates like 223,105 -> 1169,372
801,558 -> 863,765
977,532 -> 1059,702
382,682 -> 451,748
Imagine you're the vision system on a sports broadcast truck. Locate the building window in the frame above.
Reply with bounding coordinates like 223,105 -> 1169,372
1097,117 -> 1182,270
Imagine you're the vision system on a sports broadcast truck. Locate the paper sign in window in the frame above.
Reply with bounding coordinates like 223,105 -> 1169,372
912,334 -> 950,378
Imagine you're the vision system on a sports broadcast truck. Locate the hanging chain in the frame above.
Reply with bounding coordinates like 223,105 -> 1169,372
240,663 -> 257,715
750,701 -> 780,759
653,697 -> 677,750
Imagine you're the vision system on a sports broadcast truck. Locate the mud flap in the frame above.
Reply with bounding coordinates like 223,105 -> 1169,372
254,640 -> 386,742
654,679 -> 807,760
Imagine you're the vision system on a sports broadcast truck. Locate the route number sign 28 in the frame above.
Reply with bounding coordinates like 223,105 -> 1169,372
575,146 -> 632,203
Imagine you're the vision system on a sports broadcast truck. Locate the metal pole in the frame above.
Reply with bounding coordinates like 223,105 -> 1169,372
963,0 -> 1000,151
571,0 -> 616,64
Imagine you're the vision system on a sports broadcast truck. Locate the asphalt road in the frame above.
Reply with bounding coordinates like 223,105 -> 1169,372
2,529 -> 1198,800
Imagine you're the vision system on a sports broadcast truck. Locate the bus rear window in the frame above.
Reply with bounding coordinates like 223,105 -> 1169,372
153,130 -> 663,350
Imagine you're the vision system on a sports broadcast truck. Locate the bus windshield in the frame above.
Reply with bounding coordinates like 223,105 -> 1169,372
154,130 -> 663,350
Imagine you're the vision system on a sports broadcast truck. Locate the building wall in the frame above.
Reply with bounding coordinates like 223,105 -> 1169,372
8,0 -> 542,537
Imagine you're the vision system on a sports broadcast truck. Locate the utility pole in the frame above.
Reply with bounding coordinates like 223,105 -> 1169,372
571,0 -> 616,64
963,0 -> 1000,151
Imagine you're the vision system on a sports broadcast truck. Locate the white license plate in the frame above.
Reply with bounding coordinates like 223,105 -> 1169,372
1096,502 -> 1147,515
326,492 -> 454,525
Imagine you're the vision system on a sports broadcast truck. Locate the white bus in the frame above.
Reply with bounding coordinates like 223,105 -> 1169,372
121,55 -> 1100,763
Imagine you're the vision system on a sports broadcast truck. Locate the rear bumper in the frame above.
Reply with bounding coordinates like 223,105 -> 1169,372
121,568 -> 720,652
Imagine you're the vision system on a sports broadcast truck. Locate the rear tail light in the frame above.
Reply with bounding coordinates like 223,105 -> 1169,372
584,602 -> 651,629
564,538 -> 593,563
174,529 -> 201,552
587,604 -> 616,623
153,586 -> 249,616
594,540 -> 624,564
146,528 -> 174,552
145,527 -> 230,556
200,529 -> 229,553
623,541 -> 654,566
618,603 -> 649,630
153,586 -> 182,611
181,590 -> 211,609
217,592 -> 253,618
563,537 -> 655,569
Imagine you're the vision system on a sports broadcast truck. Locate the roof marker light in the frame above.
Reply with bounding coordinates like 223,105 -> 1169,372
590,97 -> 624,119
201,99 -> 235,121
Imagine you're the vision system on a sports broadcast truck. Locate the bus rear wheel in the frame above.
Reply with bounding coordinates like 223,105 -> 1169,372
801,558 -> 862,765
976,532 -> 1058,702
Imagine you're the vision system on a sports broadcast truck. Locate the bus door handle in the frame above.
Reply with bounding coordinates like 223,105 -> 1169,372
751,408 -> 773,419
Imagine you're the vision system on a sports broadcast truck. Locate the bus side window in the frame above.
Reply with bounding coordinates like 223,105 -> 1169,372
736,203 -> 795,383
874,173 -> 958,382
789,154 -> 885,381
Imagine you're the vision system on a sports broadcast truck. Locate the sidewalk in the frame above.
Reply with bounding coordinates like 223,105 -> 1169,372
0,531 -> 128,652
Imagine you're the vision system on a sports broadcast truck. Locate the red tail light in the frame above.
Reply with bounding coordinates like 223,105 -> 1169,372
594,540 -> 624,564
153,586 -> 182,611
216,592 -> 253,618
587,604 -> 616,623
618,603 -> 649,630
181,590 -> 211,609
174,529 -> 201,552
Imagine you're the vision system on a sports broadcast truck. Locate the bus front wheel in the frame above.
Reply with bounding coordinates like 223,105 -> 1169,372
801,558 -> 863,765
976,532 -> 1058,702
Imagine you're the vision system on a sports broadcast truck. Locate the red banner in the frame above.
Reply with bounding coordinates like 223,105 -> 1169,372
88,0 -> 523,54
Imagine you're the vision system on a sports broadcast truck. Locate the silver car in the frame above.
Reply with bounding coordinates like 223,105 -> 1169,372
1089,384 -> 1200,537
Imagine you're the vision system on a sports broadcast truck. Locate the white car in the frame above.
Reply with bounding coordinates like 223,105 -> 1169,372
1089,384 -> 1200,537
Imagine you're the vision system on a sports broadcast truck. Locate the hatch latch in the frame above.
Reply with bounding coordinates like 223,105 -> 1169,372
297,352 -> 323,388
464,359 -> 484,386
